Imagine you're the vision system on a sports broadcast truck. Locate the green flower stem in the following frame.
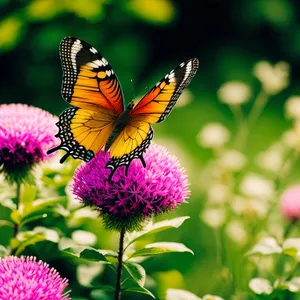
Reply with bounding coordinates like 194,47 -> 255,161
13,183 -> 21,238
233,89 -> 269,151
247,90 -> 269,129
115,227 -> 126,300
284,219 -> 297,238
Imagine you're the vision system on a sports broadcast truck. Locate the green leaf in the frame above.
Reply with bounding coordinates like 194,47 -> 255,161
123,279 -> 155,298
282,238 -> 300,257
129,242 -> 193,259
10,210 -> 21,224
20,184 -> 37,213
124,262 -> 146,287
126,216 -> 190,248
20,213 -> 47,227
166,289 -> 202,300
247,237 -> 282,255
0,220 -> 14,227
14,234 -> 46,255
23,196 -> 67,217
0,245 -> 9,258
80,249 -> 108,262
249,278 -> 273,295
63,246 -> 109,263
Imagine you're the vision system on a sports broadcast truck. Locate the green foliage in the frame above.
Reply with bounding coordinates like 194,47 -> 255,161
1,0 -> 300,299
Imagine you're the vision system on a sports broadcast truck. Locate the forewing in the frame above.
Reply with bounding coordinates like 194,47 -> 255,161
60,36 -> 124,114
48,107 -> 115,163
130,58 -> 199,123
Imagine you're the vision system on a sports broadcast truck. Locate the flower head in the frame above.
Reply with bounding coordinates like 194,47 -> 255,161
0,104 -> 57,183
0,256 -> 70,299
72,144 -> 189,231
285,96 -> 300,120
217,81 -> 252,105
280,185 -> 300,220
197,123 -> 230,149
253,61 -> 289,95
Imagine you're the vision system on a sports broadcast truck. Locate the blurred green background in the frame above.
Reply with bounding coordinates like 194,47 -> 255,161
1,0 -> 300,299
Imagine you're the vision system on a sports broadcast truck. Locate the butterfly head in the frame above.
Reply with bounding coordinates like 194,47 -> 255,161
126,100 -> 135,111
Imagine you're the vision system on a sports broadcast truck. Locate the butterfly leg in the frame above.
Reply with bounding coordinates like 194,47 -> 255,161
47,145 -> 61,155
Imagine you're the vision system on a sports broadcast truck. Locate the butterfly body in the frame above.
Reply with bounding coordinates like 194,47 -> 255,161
48,37 -> 199,182
104,101 -> 134,152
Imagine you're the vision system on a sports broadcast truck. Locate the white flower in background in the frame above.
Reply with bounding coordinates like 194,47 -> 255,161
197,123 -> 230,149
207,183 -> 229,204
218,149 -> 247,172
253,61 -> 289,95
203,295 -> 225,300
166,289 -> 201,300
217,81 -> 251,105
285,96 -> 300,120
77,263 -> 103,287
201,208 -> 226,228
282,121 -> 300,151
175,89 -> 193,108
231,195 -> 268,219
66,182 -> 82,210
72,230 -> 97,246
225,220 -> 248,245
240,173 -> 275,199
256,144 -> 286,174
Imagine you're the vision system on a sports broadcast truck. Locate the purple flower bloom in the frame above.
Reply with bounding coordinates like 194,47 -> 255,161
0,104 -> 57,183
72,144 -> 190,231
0,256 -> 70,299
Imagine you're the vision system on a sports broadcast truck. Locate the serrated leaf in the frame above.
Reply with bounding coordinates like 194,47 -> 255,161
249,278 -> 273,295
123,279 -> 155,298
129,242 -> 193,259
247,237 -> 282,256
166,289 -> 202,300
282,238 -> 300,257
126,216 -> 190,248
124,262 -> 146,287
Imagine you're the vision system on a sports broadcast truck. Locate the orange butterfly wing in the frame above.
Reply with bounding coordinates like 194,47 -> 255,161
48,37 -> 123,162
60,37 -> 124,114
106,58 -> 199,179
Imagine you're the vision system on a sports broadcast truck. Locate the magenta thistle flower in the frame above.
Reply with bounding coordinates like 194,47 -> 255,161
72,144 -> 190,231
0,256 -> 70,300
0,104 -> 57,183
280,185 -> 300,220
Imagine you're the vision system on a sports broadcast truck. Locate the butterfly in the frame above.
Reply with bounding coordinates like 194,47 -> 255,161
47,37 -> 199,182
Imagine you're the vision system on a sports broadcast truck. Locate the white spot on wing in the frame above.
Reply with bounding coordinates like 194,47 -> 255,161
90,47 -> 97,54
71,39 -> 82,73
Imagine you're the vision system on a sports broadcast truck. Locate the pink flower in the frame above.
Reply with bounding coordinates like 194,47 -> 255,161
0,104 -> 57,183
0,256 -> 70,300
280,185 -> 300,220
72,144 -> 190,231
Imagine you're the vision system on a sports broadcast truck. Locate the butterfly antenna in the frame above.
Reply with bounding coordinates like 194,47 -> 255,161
130,79 -> 136,100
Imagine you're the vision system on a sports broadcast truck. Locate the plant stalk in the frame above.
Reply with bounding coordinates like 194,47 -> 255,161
115,227 -> 126,300
13,183 -> 21,238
